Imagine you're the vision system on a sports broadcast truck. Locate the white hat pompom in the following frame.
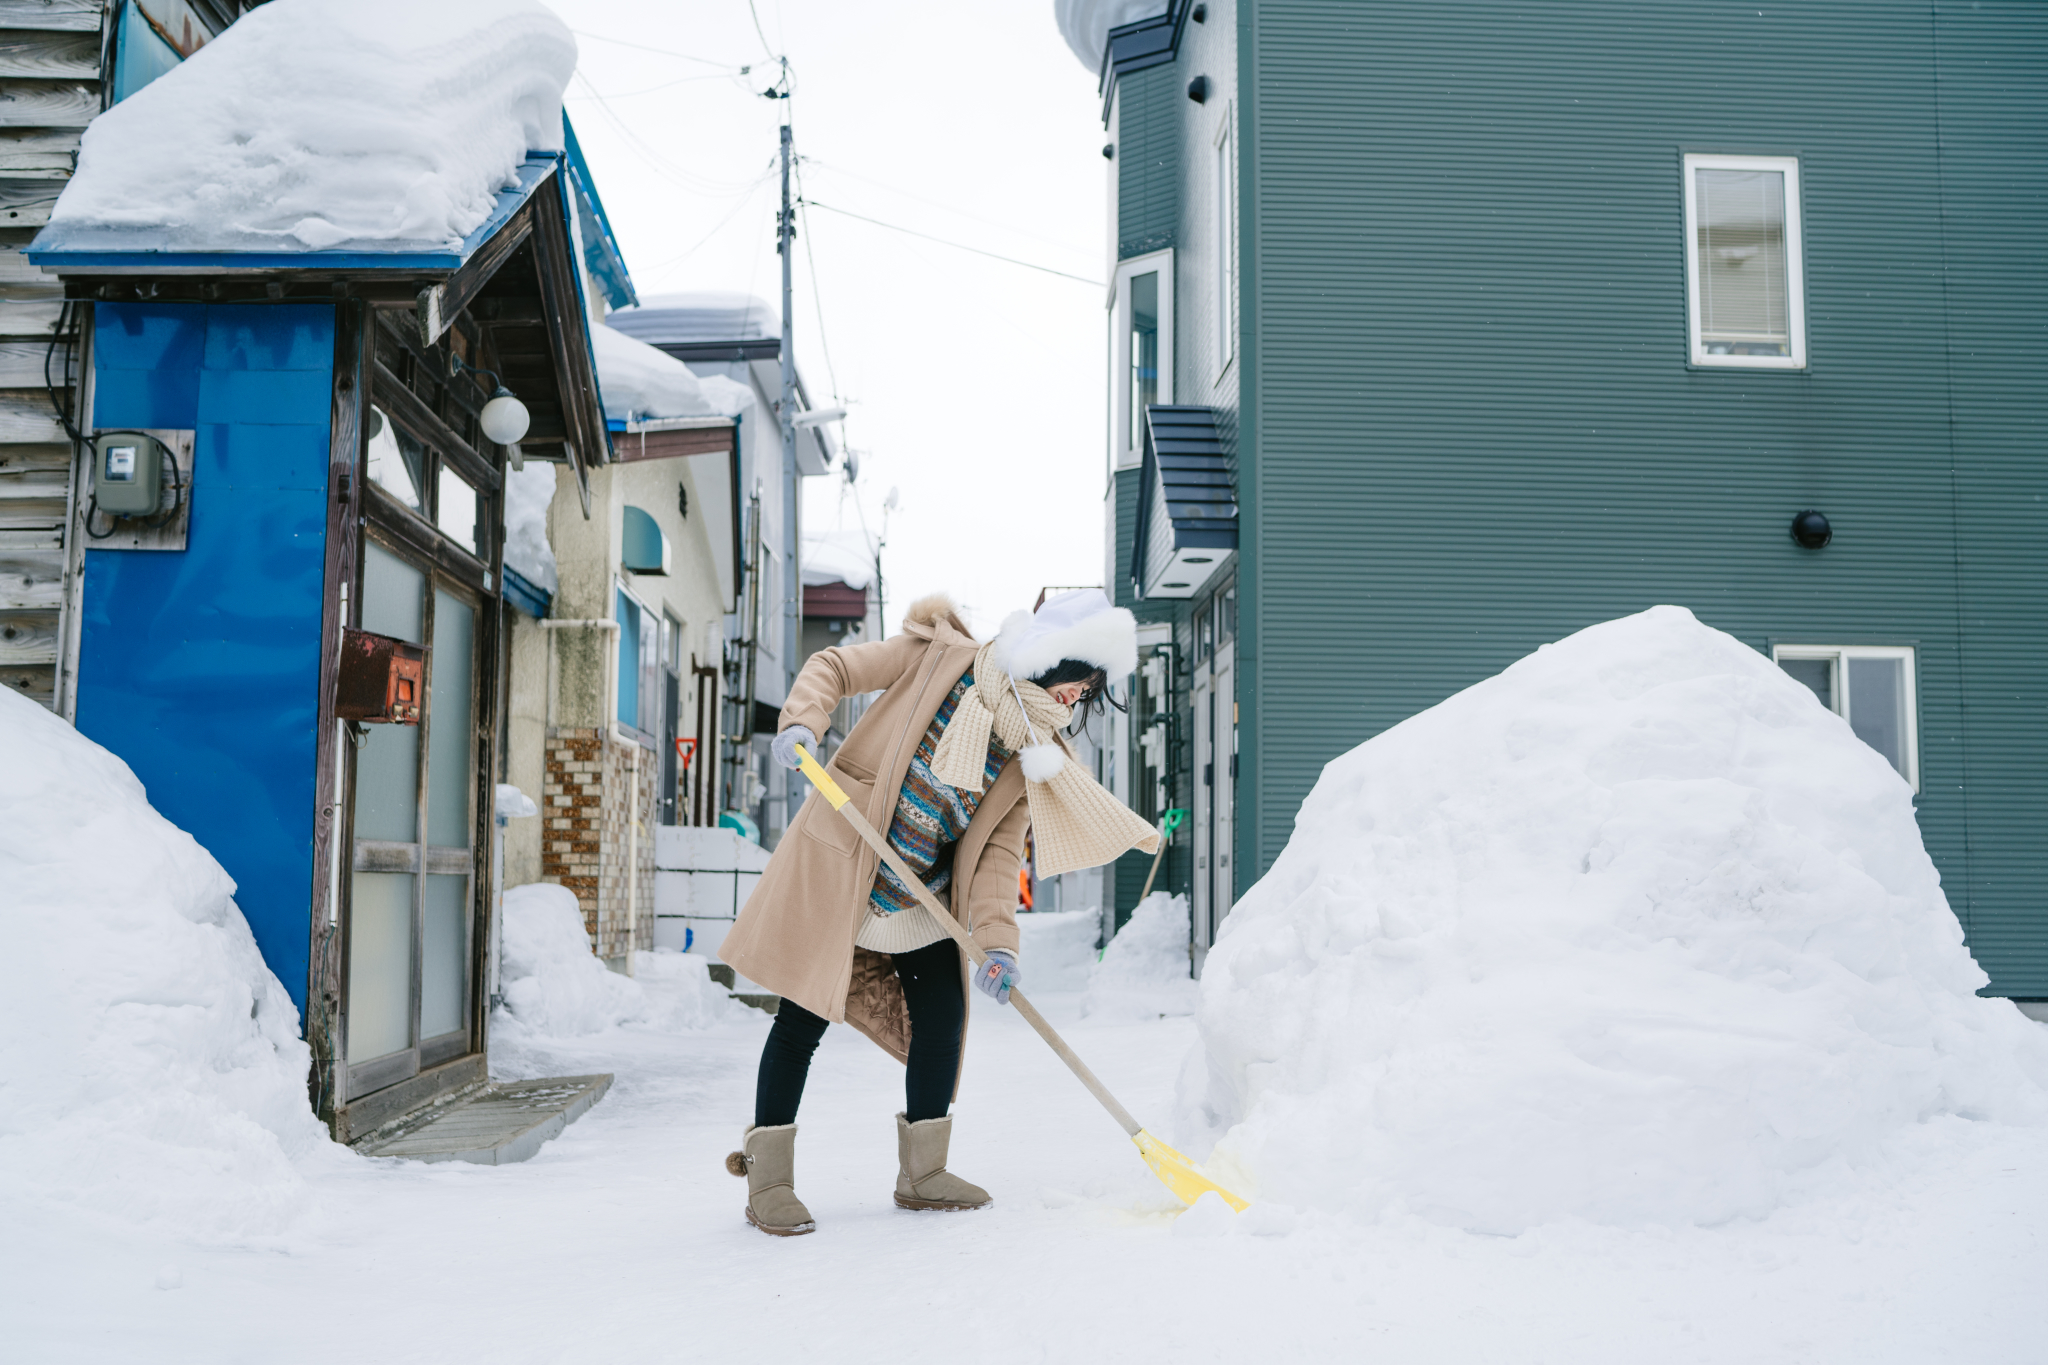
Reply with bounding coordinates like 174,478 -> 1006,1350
1020,743 -> 1068,783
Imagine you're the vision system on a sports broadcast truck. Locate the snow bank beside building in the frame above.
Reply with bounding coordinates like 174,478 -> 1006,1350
593,324 -> 751,425
496,885 -> 743,1037
49,0 -> 575,251
1084,892 -> 1197,1019
1180,606 -> 2048,1232
0,689 -> 334,1240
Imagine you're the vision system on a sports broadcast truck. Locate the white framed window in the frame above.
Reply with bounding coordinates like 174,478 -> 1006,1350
1772,644 -> 1918,789
1684,153 -> 1806,369
1110,249 -> 1174,470
1214,106 -> 1236,375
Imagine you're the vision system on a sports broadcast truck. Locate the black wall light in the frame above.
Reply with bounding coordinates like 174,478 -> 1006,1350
1102,143 -> 1115,160
1790,510 -> 1832,549
1188,75 -> 1210,103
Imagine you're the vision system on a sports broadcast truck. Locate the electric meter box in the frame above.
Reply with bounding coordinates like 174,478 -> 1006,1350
92,430 -> 167,516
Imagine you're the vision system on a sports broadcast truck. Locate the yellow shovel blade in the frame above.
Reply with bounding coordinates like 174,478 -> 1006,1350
1133,1130 -> 1249,1212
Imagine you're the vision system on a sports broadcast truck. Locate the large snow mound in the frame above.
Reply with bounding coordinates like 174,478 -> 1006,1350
1180,606 -> 2048,1232
1085,892 -> 1197,1020
0,689 -> 334,1240
593,325 -> 752,425
1053,0 -> 1167,74
48,0 -> 575,251
496,884 -> 744,1037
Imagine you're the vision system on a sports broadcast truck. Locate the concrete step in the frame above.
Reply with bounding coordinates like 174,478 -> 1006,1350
356,1074 -> 613,1166
707,961 -> 781,1014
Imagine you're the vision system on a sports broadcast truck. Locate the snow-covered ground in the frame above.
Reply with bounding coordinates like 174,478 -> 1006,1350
7,607 -> 2046,1361
5,973 -> 2044,1363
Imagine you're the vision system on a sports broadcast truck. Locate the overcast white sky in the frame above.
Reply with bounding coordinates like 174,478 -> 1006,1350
548,0 -> 1112,636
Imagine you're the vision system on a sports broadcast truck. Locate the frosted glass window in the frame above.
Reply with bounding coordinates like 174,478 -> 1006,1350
361,541 -> 424,644
1774,645 -> 1916,789
1684,154 -> 1805,368
421,874 -> 468,1039
353,723 -> 419,843
365,407 -> 425,512
437,466 -> 480,555
427,590 -> 474,848
347,872 -> 413,1062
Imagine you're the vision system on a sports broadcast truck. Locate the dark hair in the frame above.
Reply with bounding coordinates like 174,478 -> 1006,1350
1028,657 -> 1123,728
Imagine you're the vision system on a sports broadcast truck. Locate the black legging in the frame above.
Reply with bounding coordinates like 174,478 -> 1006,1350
754,939 -> 964,1127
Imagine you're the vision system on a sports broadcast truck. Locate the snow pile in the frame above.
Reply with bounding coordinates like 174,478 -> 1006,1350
49,0 -> 575,252
496,885 -> 742,1037
0,688 -> 335,1240
593,324 -> 751,425
1180,606 -> 2048,1232
502,462 -> 559,596
1017,909 -> 1100,993
1084,892 -> 1197,1019
1053,0 -> 1167,74
802,527 -> 878,591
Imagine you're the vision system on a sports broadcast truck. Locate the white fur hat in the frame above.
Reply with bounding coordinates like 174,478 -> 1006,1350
991,588 -> 1139,683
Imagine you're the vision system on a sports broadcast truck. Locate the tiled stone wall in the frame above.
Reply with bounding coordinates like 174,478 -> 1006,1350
542,726 -> 656,963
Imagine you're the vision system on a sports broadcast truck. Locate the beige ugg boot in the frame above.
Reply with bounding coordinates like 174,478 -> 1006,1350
894,1113 -> 992,1211
726,1124 -> 816,1236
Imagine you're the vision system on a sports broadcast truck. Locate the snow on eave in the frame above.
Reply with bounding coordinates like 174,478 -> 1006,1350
38,0 -> 576,258
27,155 -> 560,273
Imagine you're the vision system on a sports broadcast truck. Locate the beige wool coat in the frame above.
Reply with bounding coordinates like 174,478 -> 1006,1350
717,594 -> 1032,1064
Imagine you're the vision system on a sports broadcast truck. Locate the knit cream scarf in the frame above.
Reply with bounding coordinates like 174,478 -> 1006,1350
927,643 -> 1162,877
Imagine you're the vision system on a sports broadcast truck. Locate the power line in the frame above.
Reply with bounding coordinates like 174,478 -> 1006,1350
791,148 -> 842,403
800,200 -> 1106,287
804,157 -> 1099,262
566,71 -> 742,99
746,0 -> 777,60
569,29 -> 749,70
639,171 -> 779,280
571,71 -> 771,197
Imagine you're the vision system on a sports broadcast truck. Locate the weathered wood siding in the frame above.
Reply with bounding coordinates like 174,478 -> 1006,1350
0,6 -> 90,709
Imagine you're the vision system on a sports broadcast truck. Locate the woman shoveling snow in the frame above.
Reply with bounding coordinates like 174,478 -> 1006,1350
719,589 -> 1159,1236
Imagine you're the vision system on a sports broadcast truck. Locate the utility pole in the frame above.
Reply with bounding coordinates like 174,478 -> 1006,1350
776,103 -> 801,830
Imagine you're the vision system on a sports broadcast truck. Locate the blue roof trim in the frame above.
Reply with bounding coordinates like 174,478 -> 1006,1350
27,154 -> 561,272
564,116 -> 638,311
503,565 -> 552,620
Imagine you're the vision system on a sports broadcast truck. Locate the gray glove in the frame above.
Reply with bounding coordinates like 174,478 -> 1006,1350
770,725 -> 816,770
973,950 -> 1019,1006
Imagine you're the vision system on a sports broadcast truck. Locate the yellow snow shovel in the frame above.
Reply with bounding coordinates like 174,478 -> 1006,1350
794,744 -> 1247,1213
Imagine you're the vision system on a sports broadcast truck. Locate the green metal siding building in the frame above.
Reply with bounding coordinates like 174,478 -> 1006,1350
1088,0 -> 2047,999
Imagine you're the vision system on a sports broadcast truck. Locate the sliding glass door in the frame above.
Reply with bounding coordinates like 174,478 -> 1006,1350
344,536 -> 482,1095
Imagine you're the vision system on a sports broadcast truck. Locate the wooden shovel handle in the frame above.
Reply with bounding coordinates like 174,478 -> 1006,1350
793,745 -> 1143,1138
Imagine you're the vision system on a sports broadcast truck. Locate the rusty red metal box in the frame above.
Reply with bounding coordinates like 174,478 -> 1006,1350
336,628 -> 425,724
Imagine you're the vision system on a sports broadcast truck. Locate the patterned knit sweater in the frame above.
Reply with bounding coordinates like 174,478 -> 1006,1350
855,669 -> 1013,954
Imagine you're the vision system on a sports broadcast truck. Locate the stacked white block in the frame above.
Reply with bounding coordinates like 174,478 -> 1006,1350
652,826 -> 772,961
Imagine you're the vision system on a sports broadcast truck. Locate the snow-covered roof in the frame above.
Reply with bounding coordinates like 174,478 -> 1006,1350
802,527 -> 879,591
605,292 -> 780,350
593,325 -> 752,428
32,0 -> 575,262
1052,0 -> 1168,74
